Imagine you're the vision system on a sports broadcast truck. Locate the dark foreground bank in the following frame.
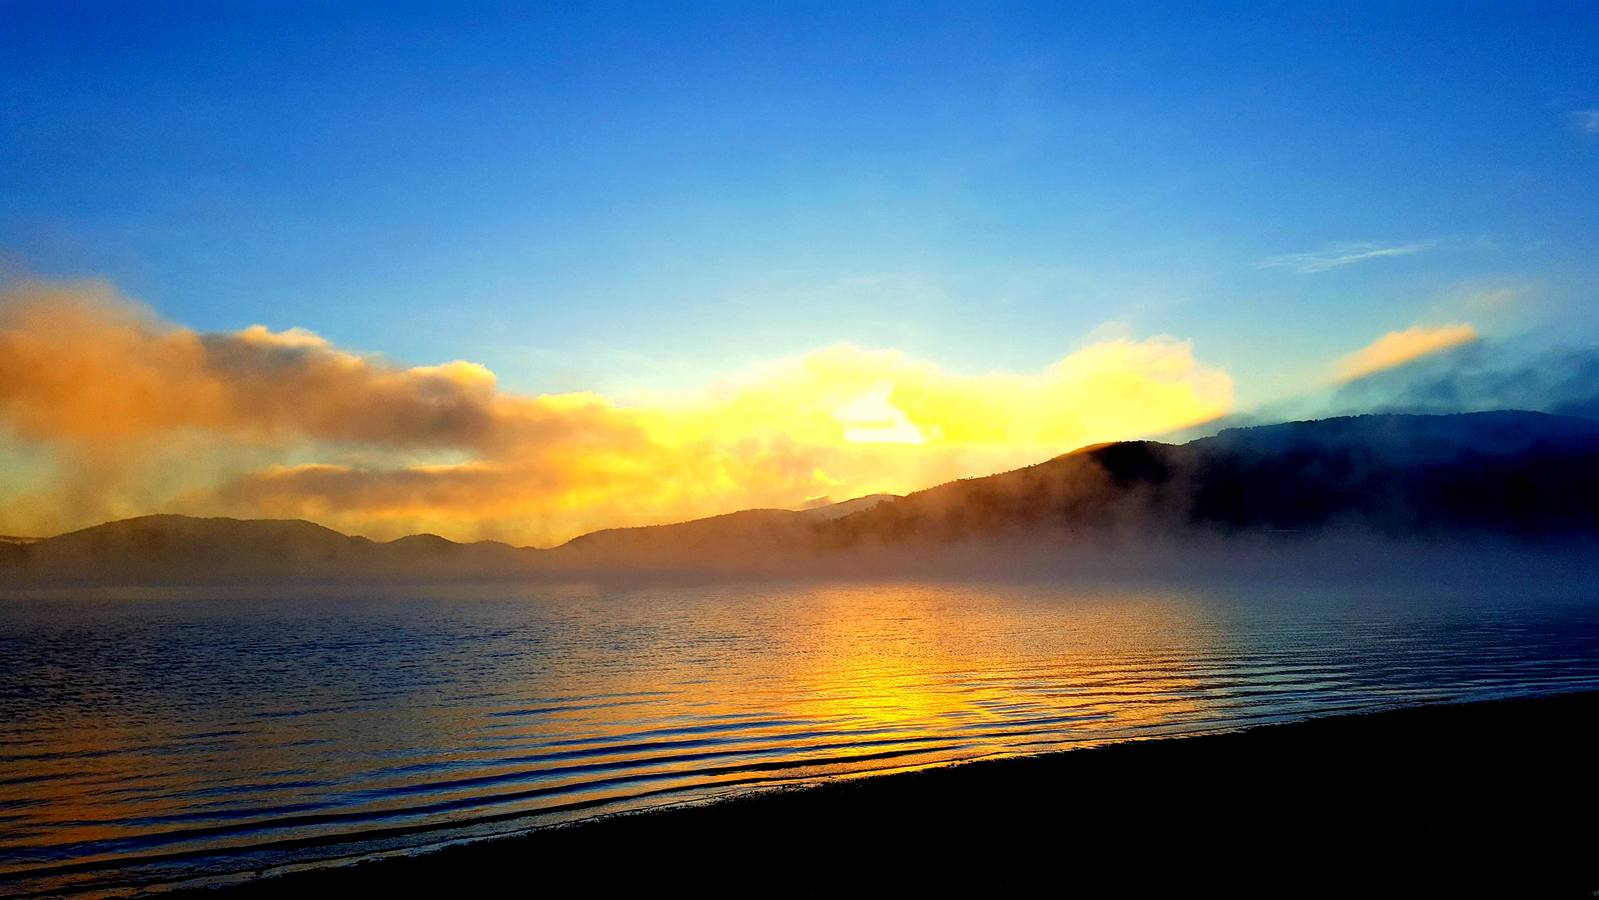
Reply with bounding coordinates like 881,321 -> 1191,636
176,692 -> 1598,898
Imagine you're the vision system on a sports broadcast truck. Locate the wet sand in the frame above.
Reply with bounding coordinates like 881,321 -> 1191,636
184,691 -> 1599,898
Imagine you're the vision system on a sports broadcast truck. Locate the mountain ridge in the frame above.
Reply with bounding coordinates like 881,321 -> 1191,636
6,411 -> 1599,584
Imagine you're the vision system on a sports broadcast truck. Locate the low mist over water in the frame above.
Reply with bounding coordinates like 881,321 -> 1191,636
5,579 -> 1599,894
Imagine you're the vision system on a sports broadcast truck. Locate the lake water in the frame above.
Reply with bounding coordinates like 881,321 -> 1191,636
4,578 -> 1599,896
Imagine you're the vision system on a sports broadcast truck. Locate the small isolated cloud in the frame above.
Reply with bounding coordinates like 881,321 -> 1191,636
1331,323 -> 1480,382
1256,241 -> 1435,274
1572,110 -> 1599,135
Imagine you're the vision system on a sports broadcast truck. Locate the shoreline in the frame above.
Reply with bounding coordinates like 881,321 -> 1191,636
156,690 -> 1599,898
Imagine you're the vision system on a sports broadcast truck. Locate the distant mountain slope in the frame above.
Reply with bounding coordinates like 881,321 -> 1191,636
1184,412 -> 1599,533
552,494 -> 900,569
7,514 -> 535,583
0,495 -> 898,583
817,411 -> 1599,549
5,412 -> 1598,584
794,494 -> 897,521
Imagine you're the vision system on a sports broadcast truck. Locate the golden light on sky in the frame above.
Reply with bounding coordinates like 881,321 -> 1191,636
0,280 -> 1233,545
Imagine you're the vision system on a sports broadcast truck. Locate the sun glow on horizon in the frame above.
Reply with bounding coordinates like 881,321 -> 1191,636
836,383 -> 929,445
0,280 -> 1240,545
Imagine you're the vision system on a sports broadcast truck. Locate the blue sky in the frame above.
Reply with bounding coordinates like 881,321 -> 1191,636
4,1 -> 1598,408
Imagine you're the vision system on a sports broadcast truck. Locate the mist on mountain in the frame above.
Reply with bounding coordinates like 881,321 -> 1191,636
4,411 -> 1598,586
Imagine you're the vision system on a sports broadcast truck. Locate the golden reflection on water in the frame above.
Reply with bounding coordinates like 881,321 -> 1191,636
787,583 -> 1214,745
7,580 -> 1596,894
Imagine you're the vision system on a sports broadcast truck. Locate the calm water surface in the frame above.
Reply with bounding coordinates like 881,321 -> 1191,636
4,579 -> 1599,895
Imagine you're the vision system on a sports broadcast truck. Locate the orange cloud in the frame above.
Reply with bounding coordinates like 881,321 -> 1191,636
1331,323 -> 1479,382
0,280 -> 1233,545
0,281 -> 639,452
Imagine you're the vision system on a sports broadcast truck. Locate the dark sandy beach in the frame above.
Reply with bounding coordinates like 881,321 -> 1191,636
171,691 -> 1599,898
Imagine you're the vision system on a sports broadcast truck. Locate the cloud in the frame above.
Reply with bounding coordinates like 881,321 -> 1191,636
1255,241 -> 1436,274
1331,324 -> 1480,382
0,280 -> 1233,545
0,281 -> 636,452
834,382 -> 928,444
1573,110 -> 1599,135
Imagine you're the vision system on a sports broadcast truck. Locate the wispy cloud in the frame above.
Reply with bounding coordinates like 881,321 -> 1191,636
1331,323 -> 1479,383
1255,240 -> 1436,274
1572,110 -> 1599,135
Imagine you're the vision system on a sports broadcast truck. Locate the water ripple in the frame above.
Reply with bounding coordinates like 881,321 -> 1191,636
2,582 -> 1598,896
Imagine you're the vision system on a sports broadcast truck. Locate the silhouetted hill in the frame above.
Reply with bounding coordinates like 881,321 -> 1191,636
559,509 -> 812,568
5,412 -> 1598,584
0,497 -> 898,584
553,494 -> 898,569
4,514 -> 536,583
794,494 -> 897,521
0,539 -> 29,570
818,411 -> 1599,551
